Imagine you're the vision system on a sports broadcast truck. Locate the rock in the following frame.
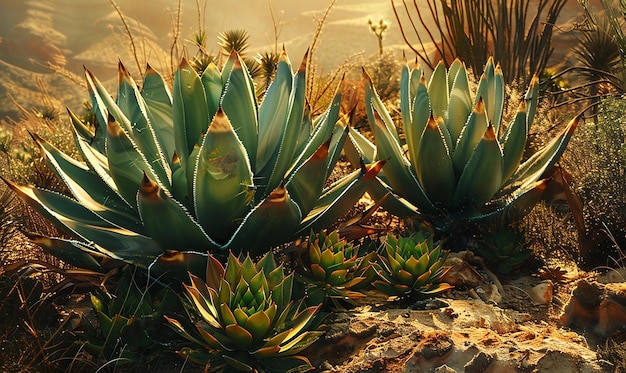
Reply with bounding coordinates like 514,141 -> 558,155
528,280 -> 554,305
463,351 -> 494,372
598,268 -> 626,283
560,279 -> 626,337
441,252 -> 485,288
475,283 -> 502,304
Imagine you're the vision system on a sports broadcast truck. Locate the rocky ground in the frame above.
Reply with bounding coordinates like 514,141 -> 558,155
306,253 -> 626,372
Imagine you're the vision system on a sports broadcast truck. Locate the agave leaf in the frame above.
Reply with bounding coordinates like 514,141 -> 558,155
446,59 -> 463,91
491,64 -> 505,134
468,179 -> 548,225
200,62 -> 222,125
224,324 -> 253,349
226,185 -> 302,254
286,139 -> 331,218
446,63 -> 472,143
252,345 -> 281,359
409,62 -> 422,97
319,249 -> 335,270
345,126 -> 375,167
525,75 -> 540,131
32,132 -> 141,232
221,56 -> 258,169
2,178 -> 163,264
28,234 -> 104,272
296,160 -> 384,234
452,98 -> 489,174
400,61 -> 413,130
106,115 -> 164,206
116,63 -> 172,186
507,117 -> 578,188
478,58 -> 495,117
141,64 -> 175,163
67,108 -> 105,154
414,269 -> 432,285
173,58 -> 209,172
185,284 -> 220,329
501,102 -> 528,182
369,108 -> 432,210
327,269 -> 348,286
165,315 -> 208,347
193,109 -> 254,243
138,173 -> 218,251
373,280 -> 404,296
310,263 -> 327,281
223,354 -> 254,372
294,86 -> 343,168
245,310 -> 272,341
72,133 -> 117,194
294,103 -> 314,156
280,305 -> 322,344
266,52 -> 308,193
421,283 -> 454,294
395,269 -> 414,285
416,116 -> 456,205
196,324 -> 232,351
224,252 -> 241,287
220,303 -> 237,327
148,251 -> 209,284
277,331 -> 325,357
364,70 -> 401,143
406,73 -> 429,166
84,67 -> 131,135
257,51 -> 293,177
404,255 -> 420,276
427,61 -> 449,119
452,125 -> 503,208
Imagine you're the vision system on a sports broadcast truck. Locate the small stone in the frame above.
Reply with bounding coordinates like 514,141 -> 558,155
464,351 -> 494,373
434,364 -> 457,373
528,280 -> 553,305
441,254 -> 484,288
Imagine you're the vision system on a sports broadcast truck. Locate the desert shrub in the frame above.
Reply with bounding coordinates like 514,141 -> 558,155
525,97 -> 626,268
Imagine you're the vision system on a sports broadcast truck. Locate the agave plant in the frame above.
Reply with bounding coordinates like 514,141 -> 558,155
2,49 -> 382,281
477,225 -> 532,274
373,232 -> 452,298
165,252 -> 325,372
296,230 -> 371,307
85,268 -> 178,362
345,57 -> 578,233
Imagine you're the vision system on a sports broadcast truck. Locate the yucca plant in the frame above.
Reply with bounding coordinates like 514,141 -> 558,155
345,57 -> 578,234
165,252 -> 325,372
373,232 -> 452,298
2,49 -> 382,282
296,230 -> 370,308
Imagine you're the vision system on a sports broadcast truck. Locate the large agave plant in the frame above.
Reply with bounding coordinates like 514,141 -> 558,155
345,57 -> 578,233
2,49 -> 382,280
165,252 -> 325,372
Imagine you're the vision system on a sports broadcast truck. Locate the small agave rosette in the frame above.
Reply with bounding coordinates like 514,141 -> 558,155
298,230 -> 369,307
373,233 -> 453,298
166,252 -> 325,372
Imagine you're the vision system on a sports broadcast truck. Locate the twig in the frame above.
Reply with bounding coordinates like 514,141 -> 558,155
108,0 -> 143,76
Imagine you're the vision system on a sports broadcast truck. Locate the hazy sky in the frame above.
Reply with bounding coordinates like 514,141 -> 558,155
0,0 -> 405,77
